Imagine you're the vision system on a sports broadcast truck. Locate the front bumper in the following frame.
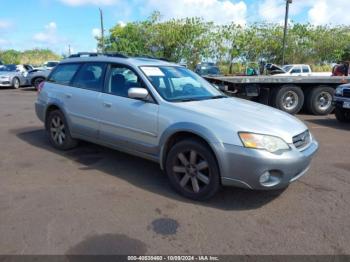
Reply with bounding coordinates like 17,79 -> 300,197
216,139 -> 319,190
333,96 -> 350,109
0,81 -> 12,87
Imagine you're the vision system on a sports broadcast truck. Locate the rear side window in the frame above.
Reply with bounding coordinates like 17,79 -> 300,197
302,66 -> 310,73
48,64 -> 80,85
71,63 -> 107,92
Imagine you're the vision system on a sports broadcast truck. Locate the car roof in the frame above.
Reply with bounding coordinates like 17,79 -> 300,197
60,55 -> 179,68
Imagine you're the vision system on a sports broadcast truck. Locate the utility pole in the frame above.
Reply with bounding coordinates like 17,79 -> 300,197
68,44 -> 71,56
99,8 -> 105,53
282,0 -> 292,65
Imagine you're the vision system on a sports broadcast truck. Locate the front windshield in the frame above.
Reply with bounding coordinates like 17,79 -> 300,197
140,66 -> 225,102
0,65 -> 16,72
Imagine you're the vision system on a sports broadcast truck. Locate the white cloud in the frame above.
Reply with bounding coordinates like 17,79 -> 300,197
0,38 -> 10,45
59,0 -> 118,6
308,0 -> 350,25
91,28 -> 101,38
258,0 -> 350,25
258,0 -> 286,23
33,22 -> 65,45
141,0 -> 247,24
117,20 -> 126,27
0,20 -> 12,30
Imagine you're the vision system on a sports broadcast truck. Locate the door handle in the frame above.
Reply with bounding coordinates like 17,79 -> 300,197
65,93 -> 72,98
103,102 -> 112,108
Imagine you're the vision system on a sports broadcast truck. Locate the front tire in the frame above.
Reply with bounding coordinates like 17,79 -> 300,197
46,110 -> 78,150
33,77 -> 45,89
165,139 -> 220,200
335,108 -> 350,123
12,77 -> 20,89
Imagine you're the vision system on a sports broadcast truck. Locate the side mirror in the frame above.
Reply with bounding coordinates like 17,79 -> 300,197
128,87 -> 149,100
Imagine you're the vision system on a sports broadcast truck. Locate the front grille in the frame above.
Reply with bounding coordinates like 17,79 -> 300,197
293,130 -> 311,150
343,89 -> 350,98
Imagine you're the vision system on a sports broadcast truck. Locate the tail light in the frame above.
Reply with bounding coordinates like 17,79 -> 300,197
37,81 -> 45,94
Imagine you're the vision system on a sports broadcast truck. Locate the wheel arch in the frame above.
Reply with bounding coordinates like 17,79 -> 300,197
31,76 -> 45,86
159,123 -> 221,172
44,102 -> 69,129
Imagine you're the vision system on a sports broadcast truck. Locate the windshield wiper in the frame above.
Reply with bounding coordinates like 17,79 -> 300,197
174,98 -> 200,102
210,95 -> 227,99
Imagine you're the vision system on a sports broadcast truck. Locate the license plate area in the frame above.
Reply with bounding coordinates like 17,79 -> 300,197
343,101 -> 350,109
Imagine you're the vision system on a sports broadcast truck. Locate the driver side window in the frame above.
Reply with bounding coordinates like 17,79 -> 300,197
106,65 -> 144,98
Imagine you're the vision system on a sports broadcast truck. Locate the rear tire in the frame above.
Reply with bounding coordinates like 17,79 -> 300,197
46,110 -> 78,150
306,86 -> 334,115
335,108 -> 350,123
271,85 -> 304,114
165,139 -> 220,201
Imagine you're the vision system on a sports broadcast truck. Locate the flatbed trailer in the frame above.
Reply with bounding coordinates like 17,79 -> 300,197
204,75 -> 350,115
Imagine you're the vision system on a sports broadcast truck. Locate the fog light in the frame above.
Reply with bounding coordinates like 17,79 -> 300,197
259,172 -> 270,184
259,171 -> 282,187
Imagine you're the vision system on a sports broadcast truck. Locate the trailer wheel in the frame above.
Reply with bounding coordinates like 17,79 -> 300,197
306,86 -> 334,115
271,85 -> 304,114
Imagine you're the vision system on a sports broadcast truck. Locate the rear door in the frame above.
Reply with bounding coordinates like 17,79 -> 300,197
48,62 -> 106,139
99,64 -> 159,154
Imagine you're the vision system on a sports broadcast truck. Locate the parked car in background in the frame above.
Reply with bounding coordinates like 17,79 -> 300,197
0,60 -> 3,66
274,64 -> 331,77
0,64 -> 28,89
16,64 -> 34,77
35,53 -> 318,200
334,84 -> 350,122
27,69 -> 51,89
43,61 -> 59,70
195,62 -> 221,76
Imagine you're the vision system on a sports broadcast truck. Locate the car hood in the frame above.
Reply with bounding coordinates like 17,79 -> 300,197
176,97 -> 308,144
0,71 -> 17,77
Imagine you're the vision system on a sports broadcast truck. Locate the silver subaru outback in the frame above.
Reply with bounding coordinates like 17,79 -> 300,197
35,53 -> 318,200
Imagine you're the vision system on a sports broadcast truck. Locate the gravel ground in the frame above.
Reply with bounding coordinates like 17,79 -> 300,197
0,87 -> 349,255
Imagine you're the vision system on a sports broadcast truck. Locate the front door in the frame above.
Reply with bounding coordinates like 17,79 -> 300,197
99,64 -> 159,155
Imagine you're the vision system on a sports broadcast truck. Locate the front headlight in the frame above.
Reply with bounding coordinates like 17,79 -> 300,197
238,132 -> 290,153
335,87 -> 343,96
0,76 -> 10,80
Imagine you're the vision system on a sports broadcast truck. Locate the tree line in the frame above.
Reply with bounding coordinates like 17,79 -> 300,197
101,12 -> 350,73
0,49 -> 60,66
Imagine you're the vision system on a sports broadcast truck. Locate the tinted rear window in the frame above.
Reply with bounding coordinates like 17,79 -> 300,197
71,63 -> 106,92
48,64 -> 80,85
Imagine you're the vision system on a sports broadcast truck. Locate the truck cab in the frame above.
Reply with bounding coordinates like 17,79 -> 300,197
281,64 -> 312,76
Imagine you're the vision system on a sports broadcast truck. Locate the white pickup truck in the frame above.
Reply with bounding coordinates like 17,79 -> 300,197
275,64 -> 331,77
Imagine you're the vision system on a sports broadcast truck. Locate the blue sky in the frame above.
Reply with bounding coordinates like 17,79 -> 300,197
0,0 -> 348,55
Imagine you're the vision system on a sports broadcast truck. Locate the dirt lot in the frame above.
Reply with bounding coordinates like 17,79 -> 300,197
0,87 -> 349,255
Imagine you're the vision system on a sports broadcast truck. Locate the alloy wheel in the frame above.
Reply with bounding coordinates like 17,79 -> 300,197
316,91 -> 332,112
282,91 -> 299,111
50,116 -> 66,145
172,150 -> 210,193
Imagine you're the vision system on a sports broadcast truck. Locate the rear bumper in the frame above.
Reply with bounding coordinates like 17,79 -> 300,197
35,101 -> 46,123
215,139 -> 319,190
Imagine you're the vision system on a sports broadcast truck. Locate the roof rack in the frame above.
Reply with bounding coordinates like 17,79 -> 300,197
68,52 -> 128,58
135,55 -> 171,62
